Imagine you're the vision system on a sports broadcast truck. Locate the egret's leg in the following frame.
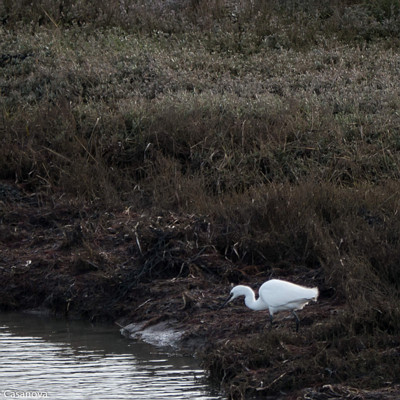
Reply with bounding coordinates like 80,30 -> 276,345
292,311 -> 300,332
269,314 -> 274,329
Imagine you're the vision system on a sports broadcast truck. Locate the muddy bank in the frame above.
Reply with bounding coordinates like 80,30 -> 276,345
1,181 -> 399,399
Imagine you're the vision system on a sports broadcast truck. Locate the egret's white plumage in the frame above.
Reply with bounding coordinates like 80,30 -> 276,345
223,279 -> 318,331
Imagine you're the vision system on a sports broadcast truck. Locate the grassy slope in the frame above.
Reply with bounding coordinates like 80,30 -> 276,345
2,0 -> 400,398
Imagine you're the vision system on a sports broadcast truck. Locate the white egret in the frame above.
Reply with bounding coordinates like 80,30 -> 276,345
221,279 -> 319,332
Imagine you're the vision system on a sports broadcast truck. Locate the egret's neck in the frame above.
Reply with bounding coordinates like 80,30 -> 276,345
240,286 -> 268,311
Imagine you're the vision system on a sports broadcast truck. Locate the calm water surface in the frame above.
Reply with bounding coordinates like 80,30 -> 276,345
0,312 -> 223,400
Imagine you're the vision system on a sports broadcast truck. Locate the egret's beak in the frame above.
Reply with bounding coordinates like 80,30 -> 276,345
219,294 -> 233,310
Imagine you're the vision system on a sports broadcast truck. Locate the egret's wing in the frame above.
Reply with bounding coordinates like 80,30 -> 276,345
260,280 -> 318,308
282,298 -> 312,310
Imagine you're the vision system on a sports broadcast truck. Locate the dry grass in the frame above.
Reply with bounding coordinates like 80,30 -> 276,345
2,0 -> 400,397
204,320 -> 400,398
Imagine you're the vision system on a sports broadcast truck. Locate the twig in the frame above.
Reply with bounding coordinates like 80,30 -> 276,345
74,134 -> 98,164
40,6 -> 59,28
256,372 -> 287,391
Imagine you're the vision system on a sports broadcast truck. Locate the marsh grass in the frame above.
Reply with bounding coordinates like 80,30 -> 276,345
2,0 -> 400,396
204,317 -> 400,398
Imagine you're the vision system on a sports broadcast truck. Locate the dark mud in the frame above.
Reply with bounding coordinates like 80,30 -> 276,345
1,181 -> 399,399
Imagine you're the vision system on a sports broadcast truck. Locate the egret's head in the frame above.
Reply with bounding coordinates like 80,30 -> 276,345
220,285 -> 247,309
229,286 -> 248,301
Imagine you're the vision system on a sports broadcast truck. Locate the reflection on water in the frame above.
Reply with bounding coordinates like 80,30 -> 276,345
0,312 -> 223,400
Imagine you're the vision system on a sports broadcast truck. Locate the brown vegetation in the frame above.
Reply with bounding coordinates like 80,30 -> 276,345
1,0 -> 400,398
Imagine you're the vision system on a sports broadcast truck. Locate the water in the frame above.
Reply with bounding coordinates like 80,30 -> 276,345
0,312 -> 223,400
